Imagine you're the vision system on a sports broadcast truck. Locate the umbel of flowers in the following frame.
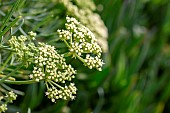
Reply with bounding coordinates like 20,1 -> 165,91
30,42 -> 77,101
55,0 -> 108,52
57,17 -> 104,71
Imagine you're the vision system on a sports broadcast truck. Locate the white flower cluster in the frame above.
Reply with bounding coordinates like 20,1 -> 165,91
55,0 -> 108,52
29,42 -> 77,101
46,83 -> 77,102
9,32 -> 77,101
29,42 -> 76,83
0,91 -> 17,113
84,54 -> 104,71
57,17 -> 104,71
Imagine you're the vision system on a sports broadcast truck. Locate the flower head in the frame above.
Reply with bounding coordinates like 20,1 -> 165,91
30,42 -> 77,102
57,17 -> 104,71
30,42 -> 76,83
55,0 -> 108,52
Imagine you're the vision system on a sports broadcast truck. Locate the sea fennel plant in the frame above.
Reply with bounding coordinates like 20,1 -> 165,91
0,17 -> 104,112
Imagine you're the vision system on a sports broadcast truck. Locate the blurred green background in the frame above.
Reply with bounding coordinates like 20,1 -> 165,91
1,0 -> 170,113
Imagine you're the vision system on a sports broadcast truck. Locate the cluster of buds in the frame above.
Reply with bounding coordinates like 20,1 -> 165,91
8,35 -> 29,60
57,17 -> 104,71
0,91 -> 17,113
8,32 -> 38,61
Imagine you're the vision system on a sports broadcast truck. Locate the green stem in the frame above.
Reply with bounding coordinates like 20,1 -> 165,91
0,52 -> 13,72
45,81 -> 49,89
2,79 -> 36,85
48,80 -> 64,89
0,46 -> 15,51
4,67 -> 27,74
0,65 -> 23,84
63,52 -> 73,57
63,39 -> 71,48
74,53 -> 85,63
1,83 -> 25,95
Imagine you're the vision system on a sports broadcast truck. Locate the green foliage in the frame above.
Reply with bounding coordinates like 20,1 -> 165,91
0,0 -> 170,113
94,0 -> 170,113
